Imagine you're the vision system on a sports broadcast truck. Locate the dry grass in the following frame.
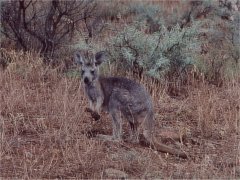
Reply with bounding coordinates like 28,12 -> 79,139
0,50 -> 239,179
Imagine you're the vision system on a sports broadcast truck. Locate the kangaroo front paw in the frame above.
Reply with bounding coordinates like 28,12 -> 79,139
91,112 -> 101,121
85,108 -> 101,121
85,107 -> 94,113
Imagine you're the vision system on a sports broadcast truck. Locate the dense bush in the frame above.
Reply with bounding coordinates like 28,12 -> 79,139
106,0 -> 239,84
107,21 -> 201,81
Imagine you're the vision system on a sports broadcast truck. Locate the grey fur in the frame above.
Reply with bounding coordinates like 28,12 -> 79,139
75,51 -> 154,143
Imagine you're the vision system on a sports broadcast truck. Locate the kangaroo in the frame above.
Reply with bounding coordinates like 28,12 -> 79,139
75,51 -> 187,158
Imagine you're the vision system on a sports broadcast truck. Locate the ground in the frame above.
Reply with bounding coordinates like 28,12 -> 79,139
0,65 -> 239,178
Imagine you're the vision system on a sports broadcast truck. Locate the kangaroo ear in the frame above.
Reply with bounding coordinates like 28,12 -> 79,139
95,51 -> 106,66
74,51 -> 84,65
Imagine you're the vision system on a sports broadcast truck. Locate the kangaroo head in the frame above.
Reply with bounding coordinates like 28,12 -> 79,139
74,51 -> 106,85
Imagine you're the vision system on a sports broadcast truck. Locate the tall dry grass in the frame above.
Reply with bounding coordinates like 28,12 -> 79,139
0,50 -> 239,178
0,50 -> 105,178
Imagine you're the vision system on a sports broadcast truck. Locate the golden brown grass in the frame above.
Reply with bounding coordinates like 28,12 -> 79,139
0,50 -> 239,178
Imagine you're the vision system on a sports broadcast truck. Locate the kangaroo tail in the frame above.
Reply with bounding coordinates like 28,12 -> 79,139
142,111 -> 188,158
140,134 -> 187,158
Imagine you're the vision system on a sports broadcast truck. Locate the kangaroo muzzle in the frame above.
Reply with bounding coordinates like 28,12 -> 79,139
84,77 -> 90,84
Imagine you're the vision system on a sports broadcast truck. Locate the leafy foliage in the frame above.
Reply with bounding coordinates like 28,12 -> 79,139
107,21 -> 201,81
106,0 -> 239,84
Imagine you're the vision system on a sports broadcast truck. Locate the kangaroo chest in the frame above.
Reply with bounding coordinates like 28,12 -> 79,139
85,85 -> 102,103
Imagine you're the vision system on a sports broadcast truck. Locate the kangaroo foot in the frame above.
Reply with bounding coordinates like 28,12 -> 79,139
96,134 -> 122,142
126,135 -> 139,144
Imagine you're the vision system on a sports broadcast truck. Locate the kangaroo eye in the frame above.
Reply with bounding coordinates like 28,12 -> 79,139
91,70 -> 95,74
81,70 -> 85,75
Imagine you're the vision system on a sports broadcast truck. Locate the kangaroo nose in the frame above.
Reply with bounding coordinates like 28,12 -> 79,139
84,77 -> 89,84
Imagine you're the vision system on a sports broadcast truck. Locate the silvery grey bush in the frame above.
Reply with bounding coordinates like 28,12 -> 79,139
107,21 -> 201,81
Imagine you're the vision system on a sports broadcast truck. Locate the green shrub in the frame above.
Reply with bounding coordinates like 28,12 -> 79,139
107,21 -> 201,81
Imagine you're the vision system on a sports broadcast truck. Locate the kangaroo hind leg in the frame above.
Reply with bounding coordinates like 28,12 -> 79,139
110,109 -> 122,141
